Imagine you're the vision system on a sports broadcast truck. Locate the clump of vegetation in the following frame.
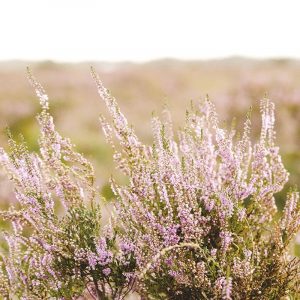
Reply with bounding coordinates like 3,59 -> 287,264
0,69 -> 299,299
92,68 -> 300,299
0,70 -> 135,299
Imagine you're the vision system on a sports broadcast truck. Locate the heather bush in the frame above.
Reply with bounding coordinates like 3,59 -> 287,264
0,69 -> 299,299
92,69 -> 300,299
0,70 -> 135,299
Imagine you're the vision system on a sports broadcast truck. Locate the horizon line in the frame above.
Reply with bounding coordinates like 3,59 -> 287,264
0,55 -> 299,66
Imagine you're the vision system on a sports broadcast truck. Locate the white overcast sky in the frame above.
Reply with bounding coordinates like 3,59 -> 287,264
1,0 -> 300,62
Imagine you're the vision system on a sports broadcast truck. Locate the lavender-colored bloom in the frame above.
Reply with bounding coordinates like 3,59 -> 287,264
102,268 -> 111,276
219,231 -> 233,252
120,240 -> 135,254
87,251 -> 98,270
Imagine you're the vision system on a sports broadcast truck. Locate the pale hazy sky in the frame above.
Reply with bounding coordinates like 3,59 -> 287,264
1,0 -> 300,62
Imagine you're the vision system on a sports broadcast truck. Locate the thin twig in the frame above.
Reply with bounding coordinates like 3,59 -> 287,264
138,242 -> 201,280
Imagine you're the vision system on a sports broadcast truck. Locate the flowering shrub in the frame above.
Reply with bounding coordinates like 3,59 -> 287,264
0,70 -> 135,299
91,69 -> 300,299
0,68 -> 299,299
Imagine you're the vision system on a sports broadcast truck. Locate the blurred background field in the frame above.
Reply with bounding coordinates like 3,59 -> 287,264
0,58 -> 299,212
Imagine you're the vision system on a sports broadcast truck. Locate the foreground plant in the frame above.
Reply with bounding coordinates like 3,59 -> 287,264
0,69 -> 299,300
91,68 -> 300,299
0,70 -> 135,299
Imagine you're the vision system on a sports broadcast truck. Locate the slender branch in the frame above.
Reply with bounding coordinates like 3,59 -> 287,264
85,282 -> 97,300
93,277 -> 105,300
138,242 -> 201,280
